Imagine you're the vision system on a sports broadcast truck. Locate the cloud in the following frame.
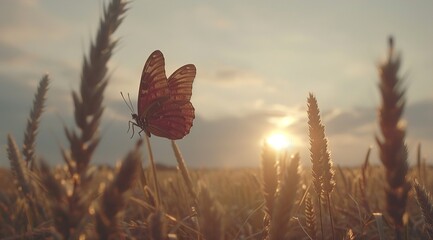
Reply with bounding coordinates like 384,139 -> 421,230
193,5 -> 233,31
406,99 -> 433,139
322,99 -> 433,164
324,107 -> 376,136
0,41 -> 79,81
1,85 -> 432,169
0,1 -> 69,44
1,0 -> 433,169
0,41 -> 25,63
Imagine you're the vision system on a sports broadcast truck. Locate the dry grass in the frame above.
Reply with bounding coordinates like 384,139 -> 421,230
1,0 -> 432,239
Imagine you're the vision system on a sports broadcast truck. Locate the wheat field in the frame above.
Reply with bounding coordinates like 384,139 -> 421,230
1,0 -> 433,239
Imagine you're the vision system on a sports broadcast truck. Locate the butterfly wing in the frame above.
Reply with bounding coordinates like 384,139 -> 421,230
138,50 -> 170,117
146,100 -> 195,140
167,64 -> 196,103
138,52 -> 196,139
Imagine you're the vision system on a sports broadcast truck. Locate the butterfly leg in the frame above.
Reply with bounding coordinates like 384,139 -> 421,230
128,120 -> 138,139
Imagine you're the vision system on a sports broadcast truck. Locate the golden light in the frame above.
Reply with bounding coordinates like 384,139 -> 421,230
266,132 -> 292,151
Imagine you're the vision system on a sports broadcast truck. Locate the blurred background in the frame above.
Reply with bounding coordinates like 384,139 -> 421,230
1,0 -> 432,168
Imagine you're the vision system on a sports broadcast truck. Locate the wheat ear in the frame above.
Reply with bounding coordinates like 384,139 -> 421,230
268,153 -> 300,240
22,74 -> 49,168
37,159 -> 69,238
361,146 -> 371,188
319,119 -> 336,240
56,0 -> 128,237
95,139 -> 142,239
308,93 -> 337,239
7,134 -> 32,197
6,133 -> 50,228
375,36 -> 410,235
413,180 -> 433,238
305,192 -> 317,240
64,0 -> 127,175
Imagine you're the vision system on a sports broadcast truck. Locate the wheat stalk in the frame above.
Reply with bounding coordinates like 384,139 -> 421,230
95,139 -> 142,239
7,133 -> 55,231
413,180 -> 433,239
307,93 -> 336,239
361,147 -> 372,189
7,134 -> 32,198
305,192 -> 317,240
268,153 -> 300,240
37,159 -> 69,238
22,74 -> 49,169
261,143 -> 278,216
50,0 -> 129,237
147,209 -> 168,240
63,0 -> 127,176
417,143 -> 422,183
64,0 -> 127,175
261,142 -> 279,239
144,135 -> 162,208
307,93 -> 324,239
171,140 -> 197,203
375,36 -> 410,235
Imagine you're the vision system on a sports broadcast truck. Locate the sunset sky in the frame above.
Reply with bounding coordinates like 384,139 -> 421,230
1,0 -> 433,168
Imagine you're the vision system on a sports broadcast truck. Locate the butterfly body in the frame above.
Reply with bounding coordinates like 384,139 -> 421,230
131,50 -> 196,140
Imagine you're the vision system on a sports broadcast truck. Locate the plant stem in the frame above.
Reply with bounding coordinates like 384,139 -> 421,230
327,194 -> 335,240
144,135 -> 161,208
318,197 -> 324,240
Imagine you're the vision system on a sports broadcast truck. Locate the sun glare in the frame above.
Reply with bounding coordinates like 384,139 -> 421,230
266,132 -> 291,151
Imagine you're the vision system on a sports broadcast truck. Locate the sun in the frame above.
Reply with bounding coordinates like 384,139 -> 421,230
266,132 -> 292,151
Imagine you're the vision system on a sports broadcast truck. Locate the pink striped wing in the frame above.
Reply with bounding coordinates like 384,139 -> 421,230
137,51 -> 196,140
167,64 -> 196,103
146,101 -> 195,139
137,50 -> 170,117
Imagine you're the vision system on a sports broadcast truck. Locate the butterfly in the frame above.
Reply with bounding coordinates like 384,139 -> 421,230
123,50 -> 196,140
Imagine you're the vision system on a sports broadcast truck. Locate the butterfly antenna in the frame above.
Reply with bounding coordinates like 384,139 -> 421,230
127,93 -> 135,113
120,91 -> 134,113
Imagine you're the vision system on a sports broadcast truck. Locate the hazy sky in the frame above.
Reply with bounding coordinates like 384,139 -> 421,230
1,0 -> 433,168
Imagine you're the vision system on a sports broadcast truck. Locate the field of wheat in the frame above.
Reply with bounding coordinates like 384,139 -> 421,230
1,0 -> 433,239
